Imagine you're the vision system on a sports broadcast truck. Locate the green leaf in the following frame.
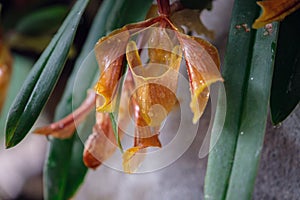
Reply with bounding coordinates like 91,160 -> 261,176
270,9 -> 300,125
5,0 -> 89,148
43,0 -> 115,199
109,61 -> 128,152
204,0 -> 279,199
0,54 -> 33,140
15,5 -> 68,36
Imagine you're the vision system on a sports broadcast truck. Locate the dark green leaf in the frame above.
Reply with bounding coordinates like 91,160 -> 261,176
44,0 -> 115,199
204,0 -> 279,199
15,5 -> 68,36
0,55 -> 33,140
270,10 -> 300,125
5,0 -> 89,148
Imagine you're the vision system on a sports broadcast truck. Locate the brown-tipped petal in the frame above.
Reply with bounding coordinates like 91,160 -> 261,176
0,42 -> 13,113
94,28 -> 130,112
34,91 -> 96,138
253,0 -> 300,29
178,34 -> 222,123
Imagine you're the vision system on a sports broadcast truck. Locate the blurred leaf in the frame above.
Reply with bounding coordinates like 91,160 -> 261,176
15,5 -> 68,36
270,9 -> 300,125
0,43 -> 12,114
0,54 -> 33,140
204,0 -> 279,199
5,0 -> 89,148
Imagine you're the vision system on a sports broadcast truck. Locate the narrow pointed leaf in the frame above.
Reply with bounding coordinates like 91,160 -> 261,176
5,0 -> 89,148
205,0 -> 279,199
44,0 -> 115,199
270,9 -> 300,124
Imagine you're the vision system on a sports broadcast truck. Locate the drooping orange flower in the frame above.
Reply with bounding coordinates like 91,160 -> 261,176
34,0 -> 222,173
252,0 -> 300,29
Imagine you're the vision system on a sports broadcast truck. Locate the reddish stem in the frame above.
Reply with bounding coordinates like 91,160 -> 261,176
157,0 -> 170,16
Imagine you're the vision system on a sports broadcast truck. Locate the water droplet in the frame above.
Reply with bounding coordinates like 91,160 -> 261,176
273,122 -> 282,129
240,131 -> 244,135
250,77 -> 254,81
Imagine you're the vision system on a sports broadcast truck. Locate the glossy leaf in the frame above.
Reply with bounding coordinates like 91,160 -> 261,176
204,0 -> 279,199
270,9 -> 300,124
5,0 -> 89,148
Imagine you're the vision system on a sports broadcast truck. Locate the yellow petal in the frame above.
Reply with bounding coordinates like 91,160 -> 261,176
122,146 -> 147,173
178,34 -> 222,123
34,91 -> 96,138
0,42 -> 12,113
94,28 -> 130,112
253,0 -> 300,29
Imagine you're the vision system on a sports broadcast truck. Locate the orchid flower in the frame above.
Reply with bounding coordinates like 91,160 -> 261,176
34,0 -> 222,173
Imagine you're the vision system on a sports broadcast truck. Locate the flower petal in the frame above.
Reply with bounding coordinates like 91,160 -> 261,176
126,39 -> 182,126
123,100 -> 161,173
84,75 -> 133,169
34,91 -> 96,138
94,28 -> 130,112
83,112 -> 117,169
177,33 -> 222,123
253,0 -> 300,29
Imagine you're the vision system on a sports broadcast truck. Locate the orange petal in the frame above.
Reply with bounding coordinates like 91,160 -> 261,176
123,100 -> 161,173
83,113 -> 117,169
84,75 -> 133,169
126,40 -> 182,126
253,0 -> 300,29
94,28 -> 130,112
34,91 -> 96,138
177,33 -> 222,123
0,42 -> 13,113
